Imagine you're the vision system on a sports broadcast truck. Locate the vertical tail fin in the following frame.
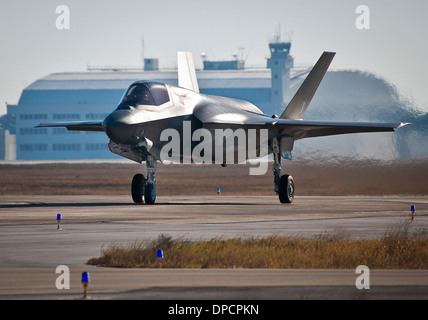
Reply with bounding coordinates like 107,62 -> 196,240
280,51 -> 335,120
177,51 -> 199,93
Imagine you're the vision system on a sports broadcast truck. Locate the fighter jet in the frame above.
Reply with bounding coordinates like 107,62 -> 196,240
36,51 -> 408,204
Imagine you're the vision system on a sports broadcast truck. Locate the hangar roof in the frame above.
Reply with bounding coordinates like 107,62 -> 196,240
19,69 -> 273,106
25,69 -> 272,91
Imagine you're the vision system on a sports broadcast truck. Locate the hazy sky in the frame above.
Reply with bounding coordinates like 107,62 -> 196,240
1,0 -> 427,115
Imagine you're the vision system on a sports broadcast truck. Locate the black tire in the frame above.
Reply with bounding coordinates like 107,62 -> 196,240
278,174 -> 294,204
144,181 -> 156,204
131,174 -> 145,203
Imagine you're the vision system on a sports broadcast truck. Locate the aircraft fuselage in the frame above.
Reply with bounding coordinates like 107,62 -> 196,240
103,82 -> 269,164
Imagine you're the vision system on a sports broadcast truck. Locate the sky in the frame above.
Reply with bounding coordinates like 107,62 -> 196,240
0,0 -> 427,115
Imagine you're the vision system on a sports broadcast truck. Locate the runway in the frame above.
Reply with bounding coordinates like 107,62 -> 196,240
0,195 -> 427,300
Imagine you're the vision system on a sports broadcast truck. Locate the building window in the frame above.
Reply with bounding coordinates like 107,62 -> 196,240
53,128 -> 67,134
20,128 -> 47,135
19,114 -> 48,120
53,114 -> 80,120
86,113 -> 108,120
53,144 -> 81,151
20,144 -> 48,151
85,143 -> 108,151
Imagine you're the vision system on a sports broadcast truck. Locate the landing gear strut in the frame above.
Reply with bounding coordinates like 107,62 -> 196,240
272,138 -> 294,204
131,154 -> 157,204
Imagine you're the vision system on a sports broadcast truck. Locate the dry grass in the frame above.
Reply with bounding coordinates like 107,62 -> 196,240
1,159 -> 428,196
87,224 -> 428,269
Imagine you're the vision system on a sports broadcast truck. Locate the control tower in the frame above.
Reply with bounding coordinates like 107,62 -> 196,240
267,38 -> 294,111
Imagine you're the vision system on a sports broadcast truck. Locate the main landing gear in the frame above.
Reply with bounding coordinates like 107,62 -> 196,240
131,155 -> 157,204
272,138 -> 295,204
131,140 -> 294,204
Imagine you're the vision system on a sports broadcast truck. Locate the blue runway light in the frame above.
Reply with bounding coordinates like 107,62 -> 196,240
56,214 -> 62,230
81,271 -> 90,298
411,205 -> 415,212
157,249 -> 164,258
81,271 -> 90,283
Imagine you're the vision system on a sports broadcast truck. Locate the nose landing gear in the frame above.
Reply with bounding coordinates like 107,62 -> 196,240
131,154 -> 157,204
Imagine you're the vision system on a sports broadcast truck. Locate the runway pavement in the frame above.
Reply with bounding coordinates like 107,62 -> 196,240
0,195 -> 427,300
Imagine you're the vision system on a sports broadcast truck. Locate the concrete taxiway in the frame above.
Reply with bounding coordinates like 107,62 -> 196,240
0,195 -> 427,299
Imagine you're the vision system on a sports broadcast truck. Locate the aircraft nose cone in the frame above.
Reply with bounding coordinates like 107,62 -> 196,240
103,110 -> 139,145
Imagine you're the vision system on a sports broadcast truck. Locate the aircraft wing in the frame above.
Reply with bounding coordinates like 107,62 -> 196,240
35,116 -> 408,140
201,114 -> 408,140
35,121 -> 104,132
270,118 -> 407,140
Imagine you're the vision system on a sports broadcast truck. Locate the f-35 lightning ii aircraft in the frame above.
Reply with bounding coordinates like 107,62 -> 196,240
37,51 -> 408,204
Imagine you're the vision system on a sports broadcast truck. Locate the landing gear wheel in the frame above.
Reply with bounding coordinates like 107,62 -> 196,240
131,174 -> 146,203
144,182 -> 156,204
278,175 -> 294,204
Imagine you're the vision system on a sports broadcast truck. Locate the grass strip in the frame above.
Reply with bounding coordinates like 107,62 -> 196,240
87,223 -> 428,269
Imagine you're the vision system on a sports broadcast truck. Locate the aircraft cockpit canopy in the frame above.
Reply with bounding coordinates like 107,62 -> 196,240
119,81 -> 170,107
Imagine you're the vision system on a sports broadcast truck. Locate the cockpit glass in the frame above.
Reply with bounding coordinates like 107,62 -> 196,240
120,81 -> 170,107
